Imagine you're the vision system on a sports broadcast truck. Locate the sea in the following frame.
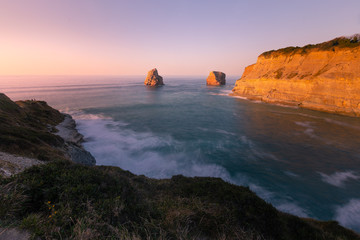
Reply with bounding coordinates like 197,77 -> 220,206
1,75 -> 360,232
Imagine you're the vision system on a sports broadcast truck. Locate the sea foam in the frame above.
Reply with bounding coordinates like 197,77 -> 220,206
73,111 -> 309,218
335,199 -> 360,231
319,171 -> 360,187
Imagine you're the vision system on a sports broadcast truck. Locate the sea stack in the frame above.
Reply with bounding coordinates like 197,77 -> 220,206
206,71 -> 226,86
231,35 -> 360,117
144,68 -> 164,86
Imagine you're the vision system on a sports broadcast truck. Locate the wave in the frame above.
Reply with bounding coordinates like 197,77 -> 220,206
284,171 -> 299,178
73,111 -> 232,180
324,118 -> 360,130
295,121 -> 317,138
248,182 -> 309,218
318,171 -> 360,187
335,199 -> 360,231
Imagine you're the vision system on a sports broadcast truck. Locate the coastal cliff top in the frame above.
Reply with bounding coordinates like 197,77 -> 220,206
237,34 -> 360,82
260,34 -> 360,58
0,93 -> 66,161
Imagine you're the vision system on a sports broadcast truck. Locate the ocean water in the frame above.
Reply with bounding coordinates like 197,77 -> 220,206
1,75 -> 360,232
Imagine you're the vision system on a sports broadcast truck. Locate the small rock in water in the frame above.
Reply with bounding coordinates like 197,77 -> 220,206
206,71 -> 226,85
144,68 -> 164,86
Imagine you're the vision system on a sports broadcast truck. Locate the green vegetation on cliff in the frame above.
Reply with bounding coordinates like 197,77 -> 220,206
0,94 -> 66,161
0,93 -> 359,239
261,35 -> 360,58
1,161 -> 359,240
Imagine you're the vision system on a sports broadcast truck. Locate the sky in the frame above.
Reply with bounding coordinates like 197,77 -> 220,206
1,0 -> 360,76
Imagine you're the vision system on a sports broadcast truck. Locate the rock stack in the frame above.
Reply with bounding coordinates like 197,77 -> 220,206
206,71 -> 226,85
144,68 -> 164,86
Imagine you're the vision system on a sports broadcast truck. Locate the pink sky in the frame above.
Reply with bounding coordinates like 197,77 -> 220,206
1,0 -> 359,76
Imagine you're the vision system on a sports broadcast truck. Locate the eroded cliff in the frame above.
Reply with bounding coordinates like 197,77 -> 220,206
232,35 -> 360,116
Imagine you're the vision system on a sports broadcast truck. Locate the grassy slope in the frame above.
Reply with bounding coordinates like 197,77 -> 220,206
0,94 -> 66,161
0,93 -> 359,239
1,161 -> 359,240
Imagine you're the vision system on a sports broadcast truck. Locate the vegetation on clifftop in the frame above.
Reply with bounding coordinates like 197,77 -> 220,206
0,94 -> 66,161
1,160 -> 359,240
261,34 -> 360,58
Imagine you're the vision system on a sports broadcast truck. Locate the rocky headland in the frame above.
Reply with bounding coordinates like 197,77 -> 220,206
232,35 -> 360,116
144,68 -> 164,86
206,71 -> 226,85
0,93 -> 95,178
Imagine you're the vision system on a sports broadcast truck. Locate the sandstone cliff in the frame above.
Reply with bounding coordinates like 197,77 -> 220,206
207,71 -> 226,85
232,35 -> 360,116
144,68 -> 164,86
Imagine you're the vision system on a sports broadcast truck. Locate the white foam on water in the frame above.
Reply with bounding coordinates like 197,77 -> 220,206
295,121 -> 319,139
277,202 -> 309,218
335,199 -> 360,231
284,171 -> 299,178
295,121 -> 312,128
73,111 -> 232,180
240,135 -> 278,161
247,182 -> 309,218
215,129 -> 237,136
319,171 -> 360,187
325,118 -> 360,130
208,90 -> 233,97
72,110 -> 310,220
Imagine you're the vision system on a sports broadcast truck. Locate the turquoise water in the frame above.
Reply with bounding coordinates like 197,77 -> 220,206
2,76 -> 360,232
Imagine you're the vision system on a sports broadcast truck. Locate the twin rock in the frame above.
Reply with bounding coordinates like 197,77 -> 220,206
144,68 -> 226,86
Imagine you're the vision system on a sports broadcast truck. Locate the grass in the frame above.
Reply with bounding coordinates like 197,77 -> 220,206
0,161 -> 359,240
261,35 -> 360,58
0,94 -> 66,160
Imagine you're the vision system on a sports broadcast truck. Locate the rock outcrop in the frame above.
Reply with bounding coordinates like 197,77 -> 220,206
144,68 -> 164,86
232,35 -> 360,117
207,71 -> 226,85
55,114 -> 96,166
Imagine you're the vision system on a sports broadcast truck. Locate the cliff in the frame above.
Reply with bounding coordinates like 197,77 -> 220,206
232,35 -> 360,116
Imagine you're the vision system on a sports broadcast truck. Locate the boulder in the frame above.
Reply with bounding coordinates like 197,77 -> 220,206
144,68 -> 164,86
206,71 -> 226,85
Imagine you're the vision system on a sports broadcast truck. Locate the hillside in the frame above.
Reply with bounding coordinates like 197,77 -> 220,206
232,35 -> 360,116
0,93 -> 359,239
0,93 -> 66,161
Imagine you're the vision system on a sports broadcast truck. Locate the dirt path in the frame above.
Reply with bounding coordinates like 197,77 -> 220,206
0,151 -> 44,177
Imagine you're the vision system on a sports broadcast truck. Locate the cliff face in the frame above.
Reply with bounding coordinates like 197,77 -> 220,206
232,36 -> 360,116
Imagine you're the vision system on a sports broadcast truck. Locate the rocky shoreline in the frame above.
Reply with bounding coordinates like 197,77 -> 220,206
55,114 -> 96,166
